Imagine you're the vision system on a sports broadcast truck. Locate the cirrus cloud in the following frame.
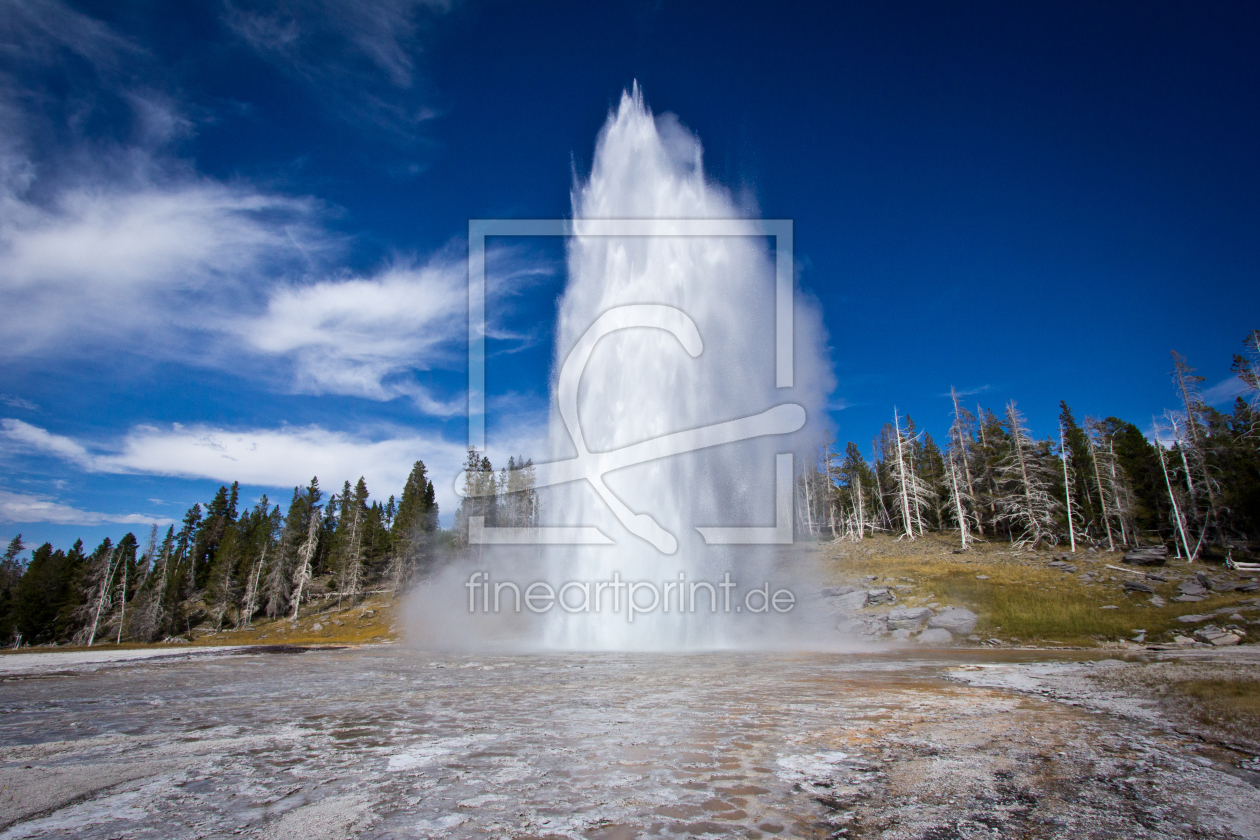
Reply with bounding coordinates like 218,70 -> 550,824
0,489 -> 173,527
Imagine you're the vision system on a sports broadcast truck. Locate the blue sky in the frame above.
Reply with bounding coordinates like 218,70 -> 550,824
2,0 -> 1258,556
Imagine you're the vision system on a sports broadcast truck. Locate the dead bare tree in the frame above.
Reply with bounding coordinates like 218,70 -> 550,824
289,511 -> 320,621
115,554 -> 129,644
949,388 -> 983,535
1154,416 -> 1195,560
1084,428 -> 1116,552
945,443 -> 972,549
240,543 -> 267,628
84,548 -> 119,646
890,409 -> 934,539
1059,421 -> 1077,553
994,401 -> 1060,546
1171,351 -> 1221,538
893,408 -> 915,539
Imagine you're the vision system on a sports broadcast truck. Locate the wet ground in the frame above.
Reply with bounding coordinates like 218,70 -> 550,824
1,646 -> 1258,839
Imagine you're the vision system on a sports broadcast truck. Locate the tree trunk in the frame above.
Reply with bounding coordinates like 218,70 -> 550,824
894,409 -> 914,540
87,549 -> 118,647
948,453 -> 969,549
1060,423 -> 1076,552
290,512 -> 319,621
116,558 -> 128,644
1088,435 -> 1115,552
1156,434 -> 1194,561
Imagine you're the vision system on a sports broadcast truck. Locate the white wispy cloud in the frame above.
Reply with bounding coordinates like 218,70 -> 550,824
0,0 -> 542,427
1202,375 -> 1248,406
1,418 -> 469,514
0,0 -> 140,74
238,256 -> 466,408
1,415 -> 560,521
1,419 -> 94,466
0,489 -> 173,527
222,0 -> 449,136
941,384 -> 992,398
0,395 -> 38,411
1,181 -> 326,358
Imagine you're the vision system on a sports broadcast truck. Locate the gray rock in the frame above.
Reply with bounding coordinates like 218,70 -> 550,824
916,628 -> 954,646
865,588 -> 895,605
1123,580 -> 1155,593
1236,581 -> 1260,593
1123,546 -> 1168,566
836,616 -> 887,638
1178,582 -> 1207,596
1176,614 -> 1212,623
890,628 -> 912,640
927,607 -> 978,635
1148,595 -> 1166,607
886,606 -> 932,630
1193,626 -> 1228,643
1173,594 -> 1205,603
836,590 -> 870,611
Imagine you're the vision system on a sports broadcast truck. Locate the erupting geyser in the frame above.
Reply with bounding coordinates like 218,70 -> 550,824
412,86 -> 833,651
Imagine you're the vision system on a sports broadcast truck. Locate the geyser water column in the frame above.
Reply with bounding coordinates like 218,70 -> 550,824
525,86 -> 831,649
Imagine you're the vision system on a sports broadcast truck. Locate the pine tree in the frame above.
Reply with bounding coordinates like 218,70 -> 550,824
265,486 -> 308,618
455,449 -> 497,545
0,535 -> 24,644
239,496 -> 278,628
128,527 -> 175,641
972,407 -> 1008,537
14,543 -> 74,645
838,443 -> 876,539
332,477 -> 370,610
1058,402 -> 1097,539
1231,329 -> 1260,443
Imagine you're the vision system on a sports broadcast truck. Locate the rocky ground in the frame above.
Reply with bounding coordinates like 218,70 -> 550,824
816,535 -> 1260,649
3,539 -> 1259,837
1,646 -> 1259,839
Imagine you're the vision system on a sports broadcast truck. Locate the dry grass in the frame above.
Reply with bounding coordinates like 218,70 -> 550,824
1088,661 -> 1260,750
190,592 -> 401,647
0,592 -> 404,656
819,534 -> 1258,646
1177,678 -> 1260,725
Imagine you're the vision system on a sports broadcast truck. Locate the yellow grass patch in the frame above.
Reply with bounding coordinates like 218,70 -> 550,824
820,534 -> 1256,646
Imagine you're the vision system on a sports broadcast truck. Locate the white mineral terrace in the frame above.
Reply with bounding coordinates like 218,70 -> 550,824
1,646 -> 1259,839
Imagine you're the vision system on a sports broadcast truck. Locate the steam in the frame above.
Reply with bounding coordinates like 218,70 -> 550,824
409,86 -> 837,651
